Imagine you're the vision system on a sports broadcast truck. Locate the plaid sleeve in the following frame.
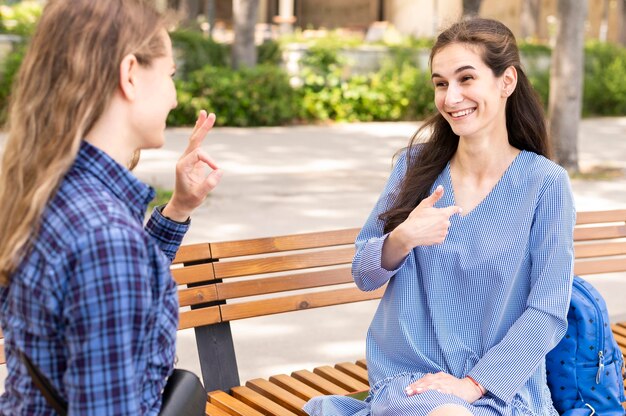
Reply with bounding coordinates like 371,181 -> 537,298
63,226 -> 152,415
144,205 -> 189,261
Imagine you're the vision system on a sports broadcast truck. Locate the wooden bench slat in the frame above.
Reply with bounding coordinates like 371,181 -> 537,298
208,390 -> 264,416
206,401 -> 237,416
172,263 -> 216,285
210,229 -> 360,259
231,386 -> 299,416
220,287 -> 386,322
213,248 -> 355,279
269,374 -> 325,401
612,324 -> 626,338
173,243 -> 212,265
246,378 -> 308,416
178,306 -> 222,330
574,241 -> 626,258
355,359 -> 367,370
216,268 -> 353,301
576,210 -> 626,225
291,370 -> 350,395
614,332 -> 626,349
574,225 -> 626,241
574,258 -> 626,275
179,285 -> 220,307
335,362 -> 369,385
313,366 -> 370,392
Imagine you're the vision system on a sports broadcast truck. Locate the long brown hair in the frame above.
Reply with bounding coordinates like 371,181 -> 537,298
381,17 -> 549,234
0,0 -> 167,285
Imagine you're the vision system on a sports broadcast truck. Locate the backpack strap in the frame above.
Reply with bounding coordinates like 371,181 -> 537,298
19,350 -> 68,415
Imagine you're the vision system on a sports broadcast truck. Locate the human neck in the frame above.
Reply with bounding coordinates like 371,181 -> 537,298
452,136 -> 520,179
84,102 -> 137,168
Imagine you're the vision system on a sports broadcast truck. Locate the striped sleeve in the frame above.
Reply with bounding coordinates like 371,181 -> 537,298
352,152 -> 410,291
467,169 -> 575,403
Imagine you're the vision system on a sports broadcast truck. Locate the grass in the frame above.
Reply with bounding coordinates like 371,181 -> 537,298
147,188 -> 173,213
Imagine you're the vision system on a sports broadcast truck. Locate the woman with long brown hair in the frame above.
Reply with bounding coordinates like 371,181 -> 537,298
0,0 -> 222,413
305,18 -> 574,416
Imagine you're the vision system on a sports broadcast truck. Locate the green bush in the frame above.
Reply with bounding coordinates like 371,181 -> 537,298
168,64 -> 299,127
258,40 -> 283,65
170,30 -> 229,78
0,1 -> 42,36
583,41 -> 626,116
0,43 -> 26,124
299,62 -> 434,122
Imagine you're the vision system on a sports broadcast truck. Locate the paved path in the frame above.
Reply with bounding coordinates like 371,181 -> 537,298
1,118 -> 625,388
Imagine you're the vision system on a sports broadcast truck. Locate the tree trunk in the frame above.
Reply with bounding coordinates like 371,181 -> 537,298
462,0 -> 482,16
548,0 -> 587,172
180,0 -> 201,27
520,0 -> 541,40
232,0 -> 259,69
206,0 -> 216,37
621,0 -> 626,45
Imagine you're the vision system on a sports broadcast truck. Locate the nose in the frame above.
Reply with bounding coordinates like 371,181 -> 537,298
444,84 -> 463,107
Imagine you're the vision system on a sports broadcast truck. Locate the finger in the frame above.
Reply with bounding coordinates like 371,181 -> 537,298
194,148 -> 220,170
188,110 -> 208,142
440,205 -> 463,218
184,112 -> 216,156
193,110 -> 208,130
200,169 -> 223,193
418,185 -> 444,208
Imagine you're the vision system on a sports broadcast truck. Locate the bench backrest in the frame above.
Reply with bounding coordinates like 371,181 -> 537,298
1,210 -> 625,392
173,209 -> 626,328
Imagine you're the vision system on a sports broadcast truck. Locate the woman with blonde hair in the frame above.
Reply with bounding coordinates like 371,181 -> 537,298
0,0 -> 222,413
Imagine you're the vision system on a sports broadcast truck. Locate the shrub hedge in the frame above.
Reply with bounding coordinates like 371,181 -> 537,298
1,13 -> 625,127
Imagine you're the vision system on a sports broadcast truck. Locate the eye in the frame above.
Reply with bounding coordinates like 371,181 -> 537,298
460,75 -> 474,82
433,81 -> 447,88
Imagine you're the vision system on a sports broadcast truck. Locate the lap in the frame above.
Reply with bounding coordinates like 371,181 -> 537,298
304,373 -> 513,416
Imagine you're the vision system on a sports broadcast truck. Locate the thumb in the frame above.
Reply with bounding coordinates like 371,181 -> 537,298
419,185 -> 445,208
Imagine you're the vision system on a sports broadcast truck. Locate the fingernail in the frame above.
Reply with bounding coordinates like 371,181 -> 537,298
437,185 -> 443,191
458,207 -> 463,213
405,387 -> 413,395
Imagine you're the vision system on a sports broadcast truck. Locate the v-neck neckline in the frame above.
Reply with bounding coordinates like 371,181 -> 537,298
445,150 -> 525,219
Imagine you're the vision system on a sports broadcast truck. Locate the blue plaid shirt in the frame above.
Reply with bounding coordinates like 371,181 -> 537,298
0,141 -> 188,415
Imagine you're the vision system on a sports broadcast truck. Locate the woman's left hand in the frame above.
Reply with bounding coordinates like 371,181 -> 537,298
162,110 -> 223,222
404,372 -> 485,404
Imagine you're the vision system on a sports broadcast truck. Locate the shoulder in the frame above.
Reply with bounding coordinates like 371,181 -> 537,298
36,170 -> 145,257
518,151 -> 570,193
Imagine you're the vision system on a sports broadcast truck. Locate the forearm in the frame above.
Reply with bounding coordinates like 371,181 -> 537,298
381,228 -> 411,271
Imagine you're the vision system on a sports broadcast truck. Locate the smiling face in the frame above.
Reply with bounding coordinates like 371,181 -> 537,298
431,43 -> 514,141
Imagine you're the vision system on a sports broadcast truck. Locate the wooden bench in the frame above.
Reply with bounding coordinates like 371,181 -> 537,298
1,209 -> 625,415
172,208 -> 626,415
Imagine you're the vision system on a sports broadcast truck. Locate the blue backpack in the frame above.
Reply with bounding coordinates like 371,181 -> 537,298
546,276 -> 626,415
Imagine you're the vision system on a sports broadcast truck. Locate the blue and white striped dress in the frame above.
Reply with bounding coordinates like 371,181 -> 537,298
304,150 -> 575,416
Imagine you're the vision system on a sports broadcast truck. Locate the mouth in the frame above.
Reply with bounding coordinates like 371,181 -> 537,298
448,108 -> 476,118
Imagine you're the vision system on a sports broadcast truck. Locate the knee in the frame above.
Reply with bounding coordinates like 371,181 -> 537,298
428,404 -> 474,416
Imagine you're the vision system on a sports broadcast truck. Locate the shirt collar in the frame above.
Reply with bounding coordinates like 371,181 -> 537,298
73,141 -> 156,220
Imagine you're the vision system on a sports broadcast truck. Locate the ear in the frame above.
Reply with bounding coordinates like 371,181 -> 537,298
118,54 -> 139,101
501,65 -> 518,98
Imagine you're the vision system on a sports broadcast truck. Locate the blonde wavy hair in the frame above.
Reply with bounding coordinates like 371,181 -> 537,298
0,0 -> 167,285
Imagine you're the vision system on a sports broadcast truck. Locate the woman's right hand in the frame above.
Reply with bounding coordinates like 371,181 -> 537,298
382,185 -> 461,270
